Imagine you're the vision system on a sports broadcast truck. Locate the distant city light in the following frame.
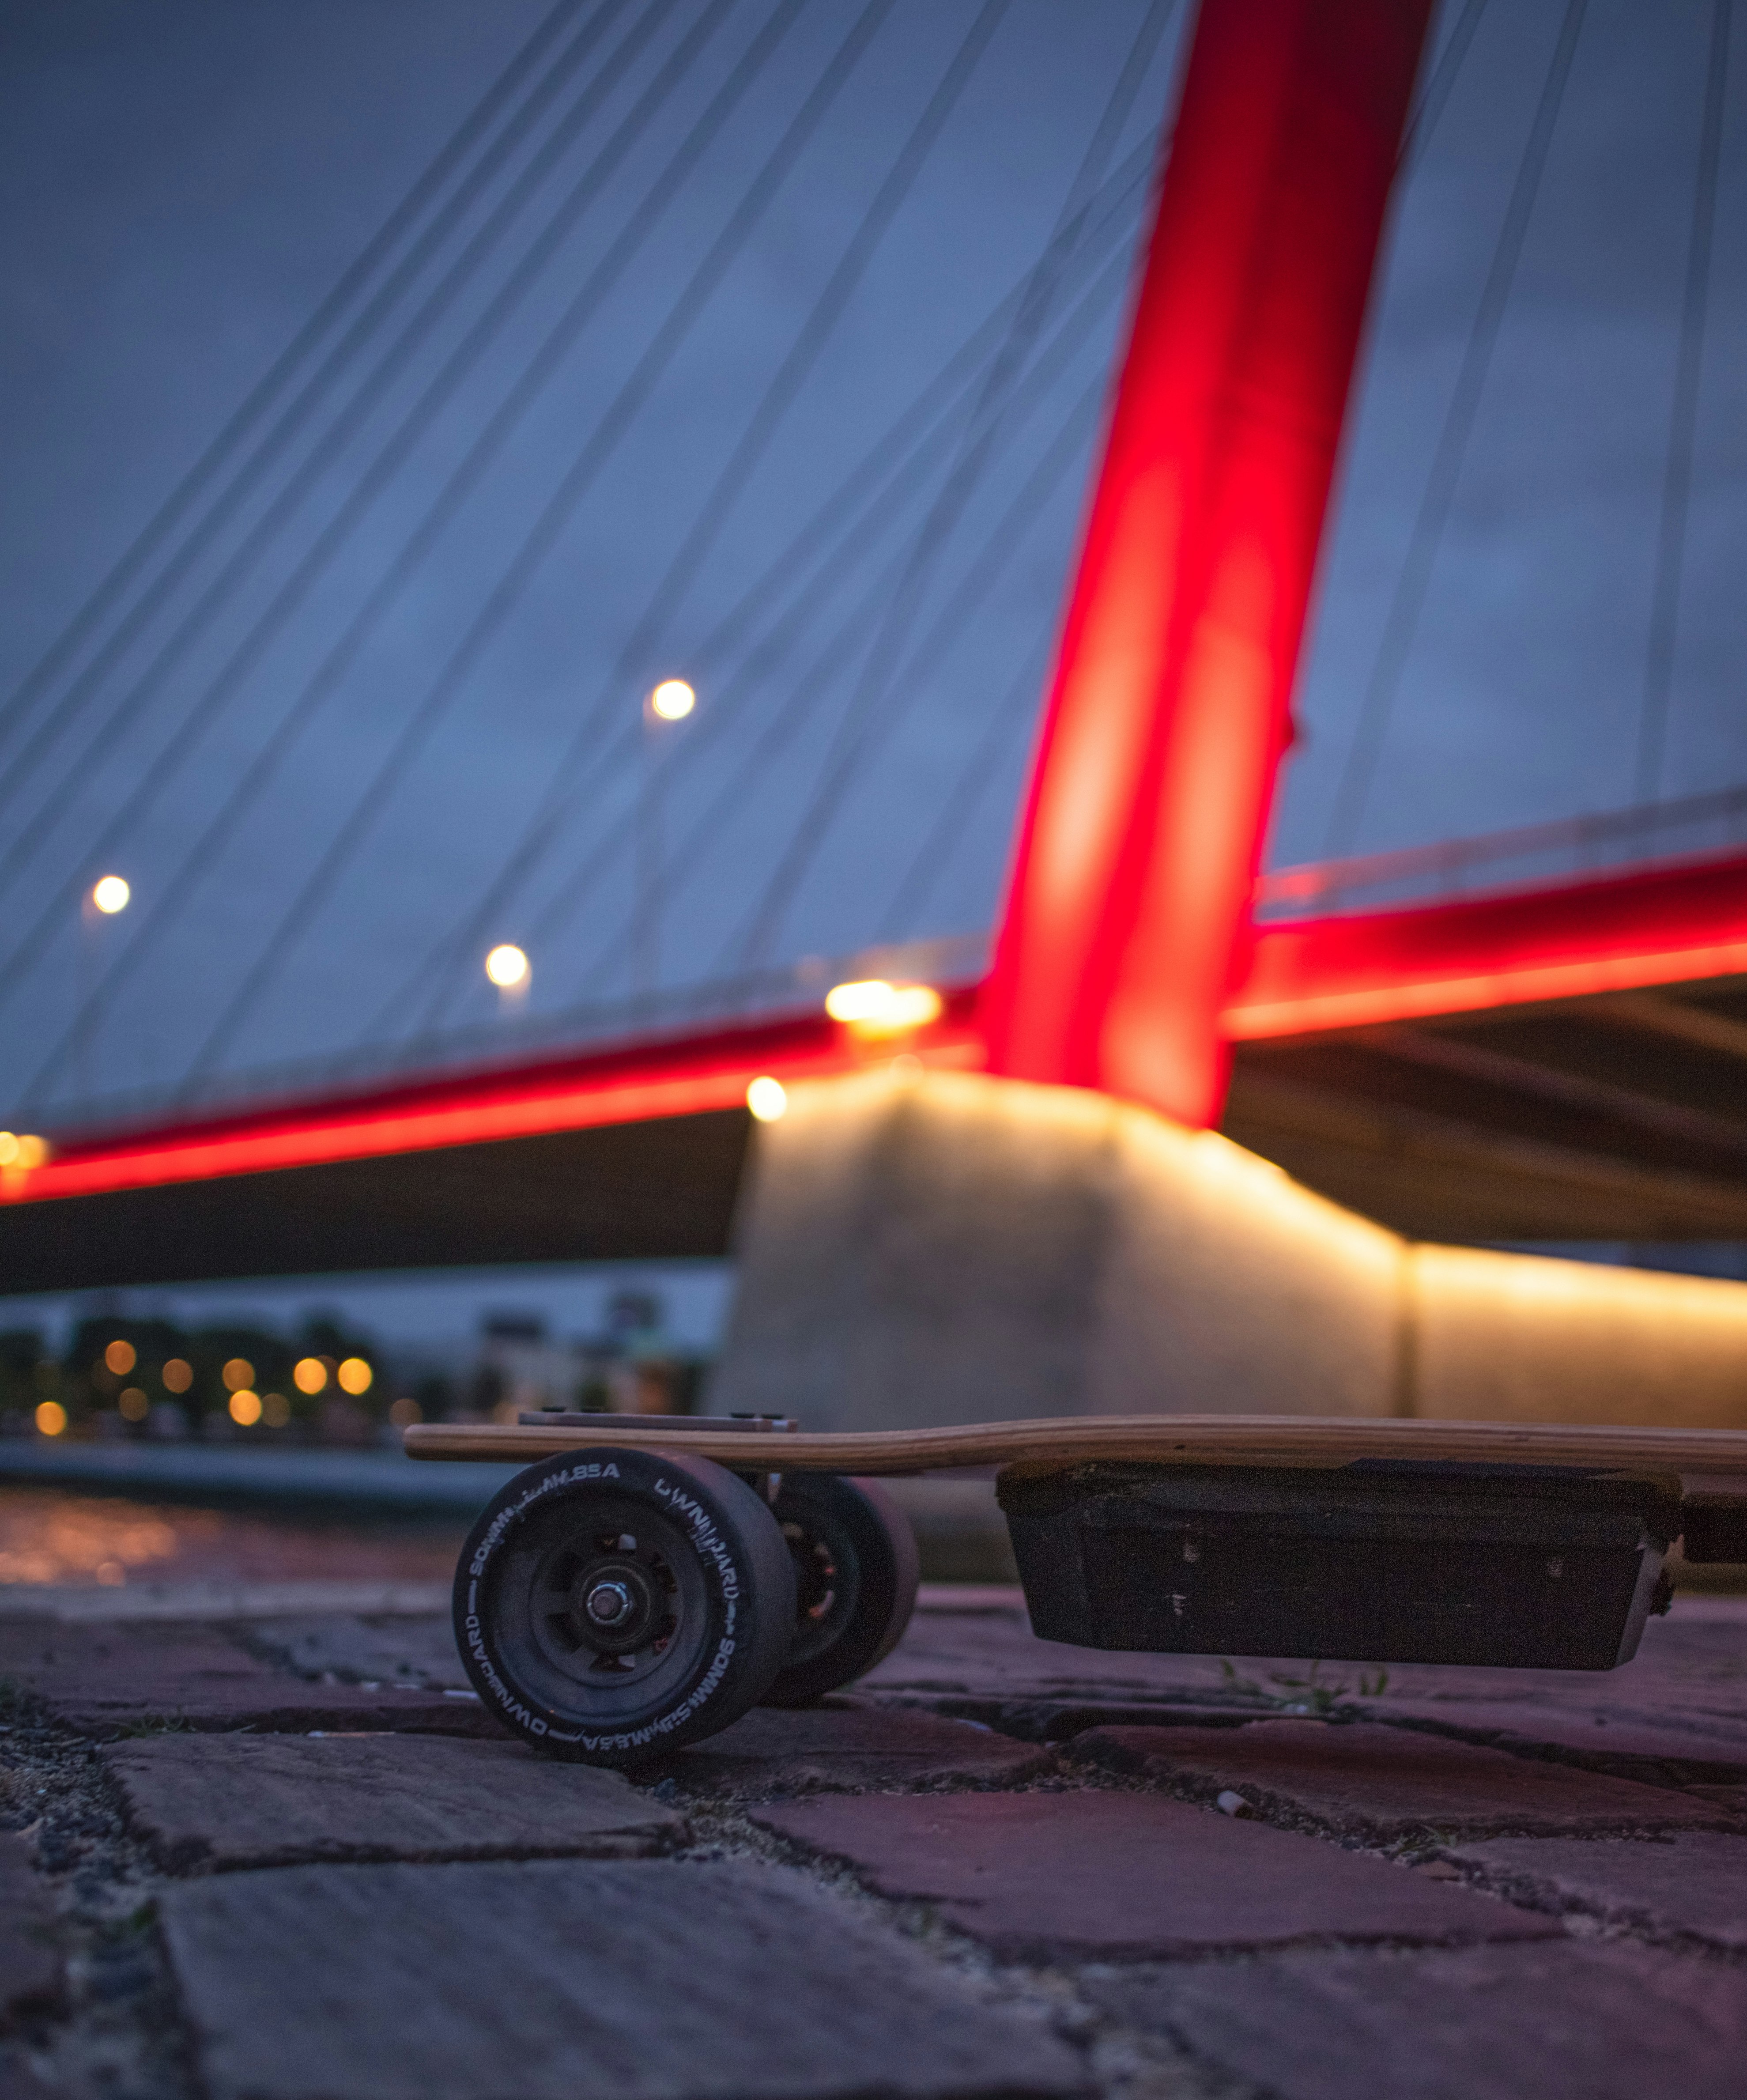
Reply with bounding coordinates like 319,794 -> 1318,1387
337,1356 -> 374,1395
222,1357 -> 256,1392
649,678 -> 695,721
293,1357 -> 329,1395
746,1076 -> 787,1122
119,1388 -> 149,1422
486,943 -> 529,989
91,875 -> 130,914
104,1338 -> 137,1375
162,1358 -> 193,1394
228,1389 -> 263,1427
824,979 -> 943,1037
35,1401 -> 67,1438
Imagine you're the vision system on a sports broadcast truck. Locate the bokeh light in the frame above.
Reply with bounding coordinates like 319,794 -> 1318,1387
104,1338 -> 136,1375
337,1356 -> 373,1395
262,1392 -> 292,1429
293,1357 -> 328,1394
746,1076 -> 788,1122
162,1358 -> 193,1394
485,942 -> 528,988
228,1389 -> 263,1426
119,1387 -> 149,1422
824,979 -> 943,1036
35,1401 -> 67,1437
91,874 -> 130,914
648,678 -> 695,721
222,1357 -> 255,1391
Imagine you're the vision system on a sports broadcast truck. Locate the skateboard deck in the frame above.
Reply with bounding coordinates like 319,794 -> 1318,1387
404,1412 -> 1747,1489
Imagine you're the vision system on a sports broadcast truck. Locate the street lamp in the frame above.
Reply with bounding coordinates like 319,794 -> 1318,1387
636,679 -> 697,1001
76,873 -> 132,1099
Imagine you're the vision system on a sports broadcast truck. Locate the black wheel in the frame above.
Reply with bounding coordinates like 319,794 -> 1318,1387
454,1448 -> 796,1767
763,1474 -> 920,1707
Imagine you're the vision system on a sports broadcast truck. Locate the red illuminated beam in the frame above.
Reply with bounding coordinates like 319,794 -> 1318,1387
1226,851 -> 1747,1040
982,0 -> 1434,1126
0,994 -> 985,1207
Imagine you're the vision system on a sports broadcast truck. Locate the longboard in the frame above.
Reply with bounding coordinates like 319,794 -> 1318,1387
425,1414 -> 1747,1762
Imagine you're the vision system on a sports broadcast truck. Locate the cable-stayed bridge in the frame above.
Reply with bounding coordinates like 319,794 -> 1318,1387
3,0 -> 1745,1291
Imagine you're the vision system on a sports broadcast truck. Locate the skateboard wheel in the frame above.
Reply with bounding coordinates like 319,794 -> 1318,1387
453,1447 -> 796,1766
763,1475 -> 920,1707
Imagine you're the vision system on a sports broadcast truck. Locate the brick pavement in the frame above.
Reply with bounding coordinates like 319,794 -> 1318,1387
0,1582 -> 1743,2100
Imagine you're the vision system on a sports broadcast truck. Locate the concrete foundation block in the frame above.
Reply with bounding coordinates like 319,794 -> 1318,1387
713,1069 -> 1404,1427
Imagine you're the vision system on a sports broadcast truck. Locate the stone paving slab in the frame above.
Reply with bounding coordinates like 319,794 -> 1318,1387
0,1620 -> 502,1737
0,1834 -> 60,2025
1347,1599 -> 1747,1719
241,1612 -> 471,1691
1086,1940 -> 1747,2100
1070,1720 -> 1736,1839
158,1858 -> 1085,2100
100,1733 -> 685,1870
751,1791 -> 1557,1960
662,1705 -> 1055,1795
865,1594 -> 1747,1738
1444,1832 -> 1747,1949
1359,1697 -> 1747,1783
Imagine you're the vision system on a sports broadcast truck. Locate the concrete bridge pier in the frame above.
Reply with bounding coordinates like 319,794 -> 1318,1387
711,1068 -> 1747,1433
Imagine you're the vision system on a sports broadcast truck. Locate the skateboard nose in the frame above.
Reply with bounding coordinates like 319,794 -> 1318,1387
584,1579 -> 634,1628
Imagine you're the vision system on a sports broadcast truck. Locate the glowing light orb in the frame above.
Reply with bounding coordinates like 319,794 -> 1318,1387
746,1076 -> 787,1122
486,943 -> 529,988
92,875 -> 131,914
649,678 -> 695,721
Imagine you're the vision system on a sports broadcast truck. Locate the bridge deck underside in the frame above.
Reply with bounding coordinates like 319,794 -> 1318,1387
1225,974 -> 1747,1242
8,978 -> 1747,1297
0,1110 -> 750,1293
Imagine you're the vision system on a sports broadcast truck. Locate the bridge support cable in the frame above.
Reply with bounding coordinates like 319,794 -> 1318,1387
0,0 -> 592,766
0,0 -> 643,830
525,372 -> 1104,1014
21,1 -> 859,1115
11,0 -> 831,1103
875,631 -> 1056,939
0,0 -> 719,927
396,0 -> 1022,1023
393,135 -> 1156,1045
147,0 -> 928,1097
517,279 -> 1128,1004
728,0 -> 1185,974
1397,0 -> 1491,174
707,370 -> 1106,982
1635,0 -> 1732,804
1318,0 -> 1589,861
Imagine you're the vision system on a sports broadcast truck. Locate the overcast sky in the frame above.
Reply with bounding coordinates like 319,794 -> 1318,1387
1,0 -> 1742,1127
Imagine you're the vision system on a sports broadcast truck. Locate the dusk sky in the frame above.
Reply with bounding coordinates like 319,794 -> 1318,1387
2,0 -> 1742,1127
